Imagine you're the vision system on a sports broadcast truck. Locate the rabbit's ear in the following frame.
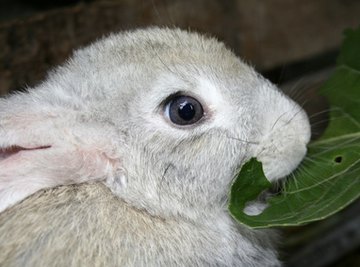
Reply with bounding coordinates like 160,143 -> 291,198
0,110 -> 123,213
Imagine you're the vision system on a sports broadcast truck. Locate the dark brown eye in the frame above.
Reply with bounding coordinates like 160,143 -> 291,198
165,96 -> 204,126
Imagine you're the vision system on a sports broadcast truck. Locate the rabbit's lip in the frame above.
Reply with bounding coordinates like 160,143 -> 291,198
0,145 -> 51,161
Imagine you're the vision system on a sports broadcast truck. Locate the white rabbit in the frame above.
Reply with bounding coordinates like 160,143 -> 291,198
0,28 -> 310,266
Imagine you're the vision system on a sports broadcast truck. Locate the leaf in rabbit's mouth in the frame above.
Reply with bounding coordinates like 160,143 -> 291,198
228,27 -> 360,228
0,145 -> 51,161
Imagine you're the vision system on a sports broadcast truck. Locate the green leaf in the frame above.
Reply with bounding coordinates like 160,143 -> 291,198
229,27 -> 360,228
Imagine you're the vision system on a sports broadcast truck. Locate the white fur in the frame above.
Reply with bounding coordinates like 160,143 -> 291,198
0,27 -> 311,266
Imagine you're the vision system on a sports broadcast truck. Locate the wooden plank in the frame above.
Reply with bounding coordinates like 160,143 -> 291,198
1,0 -> 360,95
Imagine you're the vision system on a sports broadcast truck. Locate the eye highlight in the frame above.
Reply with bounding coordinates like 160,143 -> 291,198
164,95 -> 204,126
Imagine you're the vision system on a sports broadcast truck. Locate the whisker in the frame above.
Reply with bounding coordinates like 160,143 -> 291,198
270,111 -> 289,131
283,105 -> 306,127
226,136 -> 259,145
308,108 -> 333,119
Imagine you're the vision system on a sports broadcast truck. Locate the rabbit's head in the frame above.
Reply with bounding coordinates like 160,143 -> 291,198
0,28 -> 310,219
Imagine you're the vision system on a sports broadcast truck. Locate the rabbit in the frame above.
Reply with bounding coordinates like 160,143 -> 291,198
0,27 -> 311,266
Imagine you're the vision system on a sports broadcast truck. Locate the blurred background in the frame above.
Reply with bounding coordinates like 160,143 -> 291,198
0,0 -> 359,266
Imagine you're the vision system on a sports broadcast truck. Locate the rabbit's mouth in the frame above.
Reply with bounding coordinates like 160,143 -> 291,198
0,145 -> 51,161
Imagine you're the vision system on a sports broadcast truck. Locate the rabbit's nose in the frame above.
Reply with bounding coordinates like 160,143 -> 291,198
255,101 -> 311,182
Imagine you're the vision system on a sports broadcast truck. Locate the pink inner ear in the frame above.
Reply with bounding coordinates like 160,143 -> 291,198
0,111 -> 123,213
0,141 -> 122,213
0,146 -> 51,161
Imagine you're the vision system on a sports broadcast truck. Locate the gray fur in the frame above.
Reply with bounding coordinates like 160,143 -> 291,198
0,28 -> 310,266
0,183 -> 280,266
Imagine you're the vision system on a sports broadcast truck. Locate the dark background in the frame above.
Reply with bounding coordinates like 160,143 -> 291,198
0,0 -> 359,266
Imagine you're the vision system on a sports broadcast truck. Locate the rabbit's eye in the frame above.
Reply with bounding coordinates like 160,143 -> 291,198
165,96 -> 204,126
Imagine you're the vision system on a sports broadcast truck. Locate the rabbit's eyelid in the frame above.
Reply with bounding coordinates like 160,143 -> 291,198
159,90 -> 200,106
157,89 -> 207,114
